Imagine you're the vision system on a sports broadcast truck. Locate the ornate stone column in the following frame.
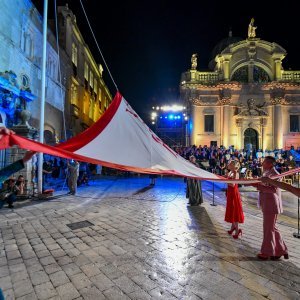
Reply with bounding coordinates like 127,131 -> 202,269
236,118 -> 243,150
260,118 -> 267,150
220,98 -> 231,147
11,110 -> 38,196
272,54 -> 284,81
190,70 -> 197,81
271,98 -> 284,149
222,54 -> 232,82
274,59 -> 282,81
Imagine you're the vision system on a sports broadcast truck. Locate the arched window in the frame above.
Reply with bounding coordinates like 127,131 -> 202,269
70,83 -> 78,106
253,66 -> 270,83
231,66 -> 248,83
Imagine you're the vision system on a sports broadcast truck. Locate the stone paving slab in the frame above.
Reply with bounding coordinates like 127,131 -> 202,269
0,176 -> 299,299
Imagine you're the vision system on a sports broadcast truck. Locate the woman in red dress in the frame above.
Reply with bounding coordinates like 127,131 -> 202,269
225,160 -> 244,239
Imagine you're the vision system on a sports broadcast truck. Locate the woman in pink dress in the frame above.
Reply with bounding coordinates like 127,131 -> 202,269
225,160 -> 245,239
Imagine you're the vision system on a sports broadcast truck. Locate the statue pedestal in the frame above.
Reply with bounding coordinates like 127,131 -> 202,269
190,70 -> 197,81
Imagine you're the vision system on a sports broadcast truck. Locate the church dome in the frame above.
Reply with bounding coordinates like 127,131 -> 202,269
208,31 -> 243,70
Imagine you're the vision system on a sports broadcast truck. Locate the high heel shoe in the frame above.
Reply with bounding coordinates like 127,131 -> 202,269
270,253 -> 289,260
227,227 -> 236,235
233,229 -> 242,239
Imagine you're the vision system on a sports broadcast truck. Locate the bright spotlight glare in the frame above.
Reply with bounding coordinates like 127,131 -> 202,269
161,105 -> 184,112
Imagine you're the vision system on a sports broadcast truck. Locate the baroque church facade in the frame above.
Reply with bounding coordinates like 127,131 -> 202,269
180,19 -> 300,151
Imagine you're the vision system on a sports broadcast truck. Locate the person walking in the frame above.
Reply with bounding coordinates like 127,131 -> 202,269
149,174 -> 157,186
67,160 -> 79,195
254,156 -> 288,260
186,156 -> 203,206
225,160 -> 244,238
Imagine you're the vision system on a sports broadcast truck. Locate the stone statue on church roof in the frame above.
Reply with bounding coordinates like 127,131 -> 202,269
248,18 -> 257,38
191,53 -> 197,70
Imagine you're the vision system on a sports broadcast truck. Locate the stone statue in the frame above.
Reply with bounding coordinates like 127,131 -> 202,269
238,98 -> 267,116
191,53 -> 197,70
248,18 -> 257,38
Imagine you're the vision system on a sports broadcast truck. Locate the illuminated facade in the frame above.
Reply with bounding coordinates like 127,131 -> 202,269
0,0 -> 67,143
57,5 -> 112,137
180,22 -> 300,150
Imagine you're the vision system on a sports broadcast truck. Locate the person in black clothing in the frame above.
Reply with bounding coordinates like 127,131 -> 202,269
0,127 -> 35,209
2,178 -> 18,208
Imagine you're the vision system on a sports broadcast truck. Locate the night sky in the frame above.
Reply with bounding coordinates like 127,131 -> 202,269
33,0 -> 300,119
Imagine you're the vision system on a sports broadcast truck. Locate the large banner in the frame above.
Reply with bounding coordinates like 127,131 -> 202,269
1,92 -> 298,183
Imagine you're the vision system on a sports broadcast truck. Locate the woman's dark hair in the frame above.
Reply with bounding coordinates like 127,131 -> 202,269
264,156 -> 276,165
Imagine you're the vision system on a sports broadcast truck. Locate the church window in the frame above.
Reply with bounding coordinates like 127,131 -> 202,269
72,43 -> 78,66
21,30 -> 34,58
94,79 -> 98,93
89,71 -> 94,88
253,66 -> 270,83
84,62 -> 89,80
231,66 -> 248,83
290,115 -> 300,132
89,98 -> 94,119
204,115 -> 214,132
21,74 -> 30,89
70,83 -> 78,106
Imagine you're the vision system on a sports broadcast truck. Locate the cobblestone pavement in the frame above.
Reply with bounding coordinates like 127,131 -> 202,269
0,176 -> 300,300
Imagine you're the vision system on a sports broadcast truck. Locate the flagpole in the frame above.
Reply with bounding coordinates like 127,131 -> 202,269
38,0 -> 48,195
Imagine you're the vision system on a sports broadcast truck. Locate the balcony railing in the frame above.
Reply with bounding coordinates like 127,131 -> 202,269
181,71 -> 220,85
281,71 -> 300,82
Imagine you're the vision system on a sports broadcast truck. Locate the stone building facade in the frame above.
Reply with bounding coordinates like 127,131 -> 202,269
180,21 -> 300,151
56,5 -> 112,137
0,0 -> 67,145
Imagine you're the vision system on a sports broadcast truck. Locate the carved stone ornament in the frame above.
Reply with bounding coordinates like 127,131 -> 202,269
237,98 -> 267,116
218,97 -> 231,105
271,97 -> 286,105
219,88 -> 232,99
248,43 -> 256,59
270,87 -> 285,99
191,98 -> 203,106
236,118 -> 242,127
260,118 -> 267,127
191,97 -> 219,106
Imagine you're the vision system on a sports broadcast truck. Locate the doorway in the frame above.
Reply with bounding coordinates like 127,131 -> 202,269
244,128 -> 258,150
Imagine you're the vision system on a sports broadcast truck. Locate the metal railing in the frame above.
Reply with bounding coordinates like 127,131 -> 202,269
281,71 -> 300,82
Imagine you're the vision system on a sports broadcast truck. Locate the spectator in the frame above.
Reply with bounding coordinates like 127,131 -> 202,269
0,128 -> 35,208
186,156 -> 203,206
67,160 -> 79,195
15,175 -> 25,195
0,178 -> 18,208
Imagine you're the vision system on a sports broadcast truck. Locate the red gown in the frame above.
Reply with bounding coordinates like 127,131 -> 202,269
225,184 -> 244,223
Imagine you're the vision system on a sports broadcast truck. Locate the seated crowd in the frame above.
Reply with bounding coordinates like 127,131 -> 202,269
173,145 -> 298,178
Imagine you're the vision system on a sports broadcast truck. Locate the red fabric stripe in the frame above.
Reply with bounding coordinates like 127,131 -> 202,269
0,135 -> 10,149
57,91 -> 123,152
5,134 -> 243,181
